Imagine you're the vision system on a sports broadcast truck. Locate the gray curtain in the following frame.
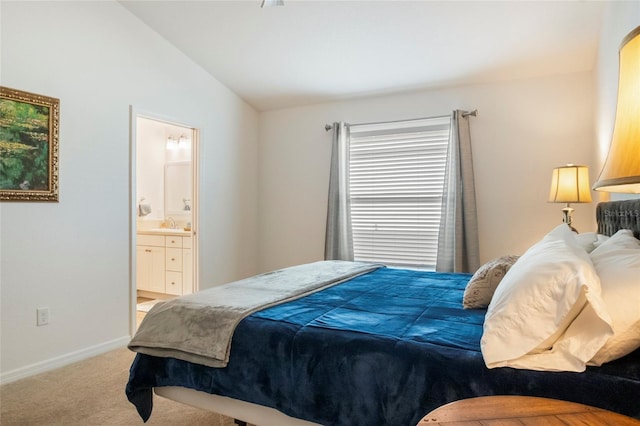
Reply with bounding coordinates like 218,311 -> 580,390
436,110 -> 480,273
325,122 -> 354,261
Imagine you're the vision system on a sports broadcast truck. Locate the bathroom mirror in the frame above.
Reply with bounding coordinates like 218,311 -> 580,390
164,161 -> 191,216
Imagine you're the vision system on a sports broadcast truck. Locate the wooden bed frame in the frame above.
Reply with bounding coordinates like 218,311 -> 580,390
151,199 -> 640,425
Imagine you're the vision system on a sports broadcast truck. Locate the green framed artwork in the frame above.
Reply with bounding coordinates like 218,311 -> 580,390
0,86 -> 59,202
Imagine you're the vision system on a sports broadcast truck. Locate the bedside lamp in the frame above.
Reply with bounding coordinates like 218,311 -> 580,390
549,164 -> 592,231
593,25 -> 640,193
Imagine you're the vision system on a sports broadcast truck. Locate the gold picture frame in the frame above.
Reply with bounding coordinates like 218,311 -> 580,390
0,86 -> 59,202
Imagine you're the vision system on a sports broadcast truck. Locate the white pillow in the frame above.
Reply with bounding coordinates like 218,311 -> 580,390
575,232 -> 610,253
481,224 -> 612,372
588,229 -> 640,366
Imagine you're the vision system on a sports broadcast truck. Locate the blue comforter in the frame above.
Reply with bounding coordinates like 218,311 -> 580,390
126,267 -> 640,425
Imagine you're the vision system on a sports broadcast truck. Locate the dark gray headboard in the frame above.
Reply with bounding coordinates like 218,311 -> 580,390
596,199 -> 640,238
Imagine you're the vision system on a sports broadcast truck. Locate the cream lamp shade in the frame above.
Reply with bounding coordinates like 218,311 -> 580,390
549,164 -> 592,230
593,25 -> 640,193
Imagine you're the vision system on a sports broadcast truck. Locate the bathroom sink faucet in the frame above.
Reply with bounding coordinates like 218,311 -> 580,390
167,217 -> 177,229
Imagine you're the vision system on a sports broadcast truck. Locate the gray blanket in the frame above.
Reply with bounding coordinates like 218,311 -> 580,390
128,260 -> 383,367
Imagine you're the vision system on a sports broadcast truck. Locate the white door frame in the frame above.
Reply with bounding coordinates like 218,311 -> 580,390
128,106 -> 200,336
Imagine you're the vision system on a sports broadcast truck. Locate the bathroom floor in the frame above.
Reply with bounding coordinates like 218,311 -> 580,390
135,296 -> 176,328
136,296 -> 154,328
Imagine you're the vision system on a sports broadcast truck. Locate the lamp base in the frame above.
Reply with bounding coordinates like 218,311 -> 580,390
562,205 -> 577,233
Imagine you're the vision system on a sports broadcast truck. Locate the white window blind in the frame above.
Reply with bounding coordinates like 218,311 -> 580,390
349,116 -> 451,269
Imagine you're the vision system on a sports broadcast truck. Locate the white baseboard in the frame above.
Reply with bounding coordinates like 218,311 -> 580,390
0,335 -> 131,385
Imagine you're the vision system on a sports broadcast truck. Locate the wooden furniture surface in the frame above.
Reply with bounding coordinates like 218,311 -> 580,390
418,395 -> 640,425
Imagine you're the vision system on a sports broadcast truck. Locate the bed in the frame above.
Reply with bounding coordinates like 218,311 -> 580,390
126,199 -> 640,425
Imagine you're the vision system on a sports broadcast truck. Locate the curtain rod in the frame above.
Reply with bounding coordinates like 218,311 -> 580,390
324,109 -> 478,131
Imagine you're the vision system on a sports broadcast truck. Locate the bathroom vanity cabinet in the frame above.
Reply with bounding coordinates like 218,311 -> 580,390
136,234 -> 166,294
136,232 -> 193,296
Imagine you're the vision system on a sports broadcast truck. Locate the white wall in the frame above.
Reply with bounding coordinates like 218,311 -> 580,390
0,1 -> 258,381
136,118 -> 168,222
258,72 -> 596,272
136,118 -> 193,224
595,1 -> 640,201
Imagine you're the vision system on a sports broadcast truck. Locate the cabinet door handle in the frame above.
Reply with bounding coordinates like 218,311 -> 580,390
171,240 -> 176,244
145,249 -> 152,253
171,258 -> 176,261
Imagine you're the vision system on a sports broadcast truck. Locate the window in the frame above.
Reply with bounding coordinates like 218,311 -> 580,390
348,117 -> 451,269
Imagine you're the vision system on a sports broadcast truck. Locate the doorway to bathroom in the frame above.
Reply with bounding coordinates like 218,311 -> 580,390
129,111 -> 199,334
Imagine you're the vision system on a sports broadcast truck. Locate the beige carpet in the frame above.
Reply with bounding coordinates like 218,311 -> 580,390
0,347 -> 240,425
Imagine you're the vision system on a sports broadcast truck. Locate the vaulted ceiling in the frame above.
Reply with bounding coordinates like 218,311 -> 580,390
121,1 -> 606,111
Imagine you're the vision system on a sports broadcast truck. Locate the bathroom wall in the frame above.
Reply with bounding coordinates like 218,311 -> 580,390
136,117 -> 193,227
136,117 -> 167,222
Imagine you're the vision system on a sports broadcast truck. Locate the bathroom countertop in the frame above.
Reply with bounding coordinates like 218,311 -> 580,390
137,228 -> 191,237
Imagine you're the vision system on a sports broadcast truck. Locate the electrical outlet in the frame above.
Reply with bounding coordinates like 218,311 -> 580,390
37,307 -> 49,326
